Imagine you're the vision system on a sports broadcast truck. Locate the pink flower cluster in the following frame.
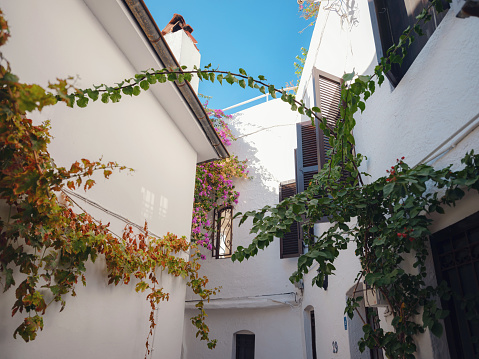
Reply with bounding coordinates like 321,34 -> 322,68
191,104 -> 250,258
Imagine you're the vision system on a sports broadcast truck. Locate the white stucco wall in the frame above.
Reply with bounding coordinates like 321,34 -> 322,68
0,1 -> 205,358
296,1 -> 479,358
182,99 -> 305,358
164,30 -> 201,93
188,99 -> 299,300
183,306 -> 304,359
302,222 -> 369,359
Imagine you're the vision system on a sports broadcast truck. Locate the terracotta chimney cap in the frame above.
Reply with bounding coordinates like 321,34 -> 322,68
161,13 -> 198,50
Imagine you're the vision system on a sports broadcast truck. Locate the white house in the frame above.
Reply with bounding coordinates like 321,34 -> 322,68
0,1 -> 227,359
297,1 -> 479,358
182,0 -> 479,358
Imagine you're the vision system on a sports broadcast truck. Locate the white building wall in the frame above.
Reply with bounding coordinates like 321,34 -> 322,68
183,99 -> 305,358
183,306 -> 304,359
296,1 -> 479,358
0,1 -> 203,358
164,30 -> 201,93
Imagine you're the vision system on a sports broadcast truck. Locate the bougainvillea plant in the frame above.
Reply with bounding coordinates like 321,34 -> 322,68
191,103 -> 249,255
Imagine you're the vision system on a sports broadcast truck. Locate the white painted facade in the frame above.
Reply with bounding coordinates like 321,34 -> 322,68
182,99 -> 306,358
183,0 -> 479,358
0,1 -> 222,359
297,0 -> 479,358
164,30 -> 201,93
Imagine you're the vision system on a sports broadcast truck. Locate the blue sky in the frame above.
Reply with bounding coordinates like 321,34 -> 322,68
143,0 -> 314,113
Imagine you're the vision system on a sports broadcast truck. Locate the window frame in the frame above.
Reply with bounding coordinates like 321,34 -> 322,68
368,0 -> 449,87
212,206 -> 233,259
235,332 -> 255,359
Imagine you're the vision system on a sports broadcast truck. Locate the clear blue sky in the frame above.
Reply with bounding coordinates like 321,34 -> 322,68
143,0 -> 314,113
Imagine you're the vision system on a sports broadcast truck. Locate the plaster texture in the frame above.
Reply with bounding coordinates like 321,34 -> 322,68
187,99 -> 300,301
164,30 -> 201,93
295,0 -> 479,358
183,306 -> 304,359
183,99 -> 305,358
0,1 -> 214,358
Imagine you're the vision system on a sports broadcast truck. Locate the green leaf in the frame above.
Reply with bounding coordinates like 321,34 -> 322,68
101,93 -> 109,104
357,75 -> 370,83
3,268 -> 14,292
140,80 -> 150,91
157,74 -> 167,83
239,68 -> 247,76
217,74 -> 223,84
110,92 -> 121,103
383,182 -> 395,197
342,71 -> 355,82
122,86 -> 134,96
358,101 -> 365,113
132,86 -> 141,96
239,79 -> 246,88
147,74 -> 157,84
86,89 -> 99,101
268,85 -> 276,98
430,322 -> 443,337
76,97 -> 89,108
225,73 -> 235,85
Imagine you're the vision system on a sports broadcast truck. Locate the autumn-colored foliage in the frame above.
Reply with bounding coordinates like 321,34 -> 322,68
0,10 -> 217,355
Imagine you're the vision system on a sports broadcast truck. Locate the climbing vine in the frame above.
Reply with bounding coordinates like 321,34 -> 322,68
1,0 -> 472,358
231,1 -> 479,358
0,11 -> 218,357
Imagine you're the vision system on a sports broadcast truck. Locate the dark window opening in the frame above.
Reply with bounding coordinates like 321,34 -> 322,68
310,310 -> 318,359
372,0 -> 449,86
431,211 -> 479,358
212,206 -> 233,258
366,307 -> 384,359
236,334 -> 255,359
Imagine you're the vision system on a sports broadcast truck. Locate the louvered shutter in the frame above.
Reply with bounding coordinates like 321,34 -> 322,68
279,180 -> 302,258
313,68 -> 343,170
296,121 -> 319,193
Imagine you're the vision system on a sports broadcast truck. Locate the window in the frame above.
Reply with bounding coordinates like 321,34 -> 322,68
235,332 -> 255,359
283,69 -> 343,258
212,206 -> 233,258
310,310 -> 318,359
430,211 -> 479,359
304,306 -> 318,359
371,0 -> 449,86
279,180 -> 302,258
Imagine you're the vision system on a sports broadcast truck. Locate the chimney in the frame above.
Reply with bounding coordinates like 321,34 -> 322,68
162,14 -> 201,93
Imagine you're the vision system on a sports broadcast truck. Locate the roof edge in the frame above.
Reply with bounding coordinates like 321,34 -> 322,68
123,0 -> 229,160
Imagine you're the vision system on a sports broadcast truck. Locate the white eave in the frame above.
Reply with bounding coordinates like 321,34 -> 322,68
83,0 -> 229,163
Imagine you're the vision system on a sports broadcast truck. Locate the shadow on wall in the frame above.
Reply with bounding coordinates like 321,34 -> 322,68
223,110 -> 281,236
